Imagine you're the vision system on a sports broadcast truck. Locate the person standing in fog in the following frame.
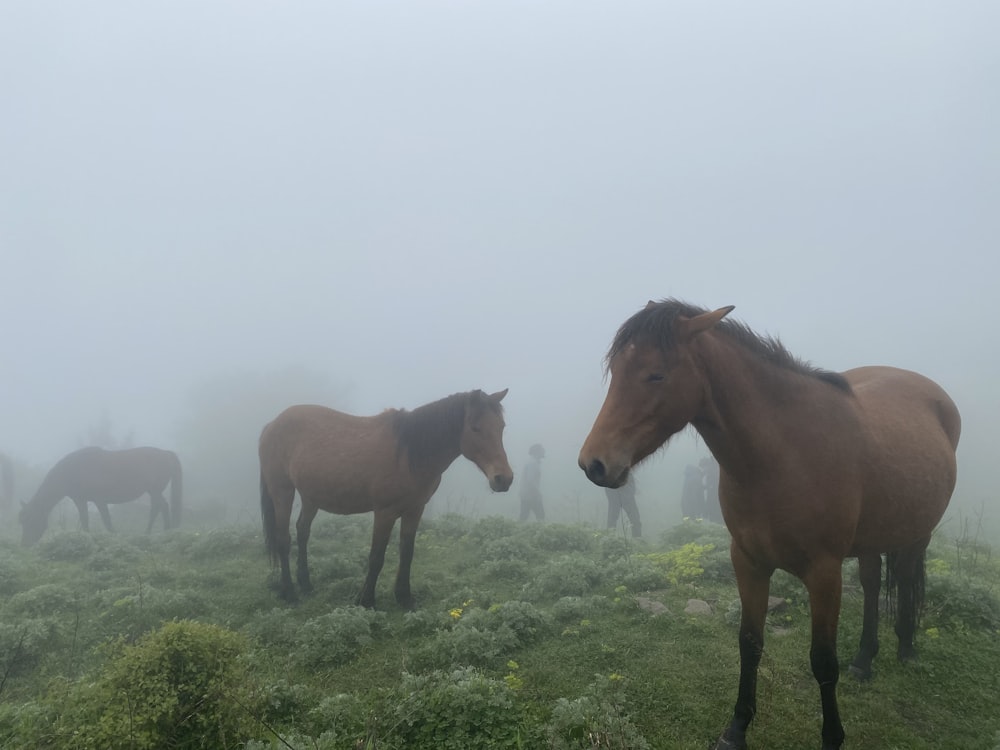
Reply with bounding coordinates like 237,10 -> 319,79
700,457 -> 723,523
605,471 -> 641,537
681,463 -> 706,519
519,443 -> 545,521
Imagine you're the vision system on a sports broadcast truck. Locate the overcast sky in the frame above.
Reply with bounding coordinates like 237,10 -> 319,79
2,2 -> 997,531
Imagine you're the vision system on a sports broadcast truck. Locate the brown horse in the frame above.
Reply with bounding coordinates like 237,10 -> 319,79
19,446 -> 183,546
260,389 -> 513,609
578,300 -> 960,750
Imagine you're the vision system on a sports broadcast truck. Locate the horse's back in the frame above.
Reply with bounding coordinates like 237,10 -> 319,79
259,405 -> 399,510
845,366 -> 960,552
58,447 -> 177,503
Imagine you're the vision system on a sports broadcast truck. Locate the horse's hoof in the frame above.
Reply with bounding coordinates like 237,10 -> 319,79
848,663 -> 873,682
713,734 -> 745,750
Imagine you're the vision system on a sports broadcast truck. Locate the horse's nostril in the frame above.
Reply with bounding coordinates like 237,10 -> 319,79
587,459 -> 607,482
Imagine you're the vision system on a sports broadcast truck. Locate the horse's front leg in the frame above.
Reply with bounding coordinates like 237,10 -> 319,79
295,503 -> 319,594
715,544 -> 771,750
95,503 -> 114,532
71,498 -> 92,531
358,511 -> 397,609
849,552 -> 882,680
804,559 -> 846,750
394,502 -> 428,611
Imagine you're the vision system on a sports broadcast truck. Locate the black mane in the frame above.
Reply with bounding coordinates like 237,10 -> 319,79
392,390 -> 503,472
608,299 -> 851,393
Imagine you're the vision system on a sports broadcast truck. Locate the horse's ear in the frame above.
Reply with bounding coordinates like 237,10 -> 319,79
679,305 -> 734,338
644,300 -> 658,309
489,388 -> 508,403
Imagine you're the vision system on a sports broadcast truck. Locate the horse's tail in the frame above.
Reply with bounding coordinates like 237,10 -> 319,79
260,471 -> 279,567
885,547 -> 927,625
169,452 -> 183,529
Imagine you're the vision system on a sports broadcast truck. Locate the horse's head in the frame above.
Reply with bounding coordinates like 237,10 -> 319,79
461,388 -> 513,492
579,302 -> 734,487
19,500 -> 47,547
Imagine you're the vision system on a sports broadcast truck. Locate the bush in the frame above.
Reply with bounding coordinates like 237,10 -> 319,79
925,573 -> 1000,631
552,596 -> 612,624
390,667 -> 532,749
545,673 -> 650,750
50,620 -> 259,749
38,532 -> 97,562
521,554 -> 605,601
291,606 -> 387,670
639,542 -> 717,586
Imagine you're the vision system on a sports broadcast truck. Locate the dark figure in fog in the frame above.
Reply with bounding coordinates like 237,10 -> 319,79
700,456 -> 723,524
605,471 -> 641,537
518,443 -> 545,521
680,463 -> 705,519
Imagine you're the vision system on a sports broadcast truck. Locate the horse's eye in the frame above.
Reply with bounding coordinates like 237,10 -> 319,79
646,373 -> 665,383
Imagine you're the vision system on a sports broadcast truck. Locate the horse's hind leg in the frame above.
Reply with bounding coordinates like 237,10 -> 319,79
358,510 -> 397,609
94,502 -> 114,532
146,492 -> 170,534
295,503 -> 319,594
849,553 -> 882,681
394,503 -> 427,610
270,484 -> 297,602
889,541 -> 928,663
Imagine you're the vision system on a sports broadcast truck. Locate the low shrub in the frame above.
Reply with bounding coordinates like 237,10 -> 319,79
390,667 -> 533,749
545,673 -> 650,750
291,606 -> 388,670
43,620 -> 259,749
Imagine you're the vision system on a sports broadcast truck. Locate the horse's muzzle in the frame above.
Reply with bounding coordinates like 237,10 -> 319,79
490,473 -> 513,492
579,457 -> 628,489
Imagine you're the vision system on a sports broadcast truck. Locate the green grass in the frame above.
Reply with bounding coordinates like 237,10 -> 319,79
0,514 -> 997,749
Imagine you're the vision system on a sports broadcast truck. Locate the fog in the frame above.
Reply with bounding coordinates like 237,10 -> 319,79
2,2 -> 998,540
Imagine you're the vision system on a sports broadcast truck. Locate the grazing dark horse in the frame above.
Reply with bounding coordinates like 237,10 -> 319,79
578,300 -> 960,750
19,446 -> 183,546
260,389 -> 513,609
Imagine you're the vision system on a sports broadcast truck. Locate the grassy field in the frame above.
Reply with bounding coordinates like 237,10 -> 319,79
0,510 -> 997,749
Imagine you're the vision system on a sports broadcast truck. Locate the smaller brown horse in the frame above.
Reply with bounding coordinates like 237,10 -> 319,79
260,389 -> 513,609
579,300 -> 960,750
19,446 -> 183,546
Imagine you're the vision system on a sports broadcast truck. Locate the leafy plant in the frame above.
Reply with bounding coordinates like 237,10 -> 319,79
46,619 -> 259,749
545,673 -> 650,750
390,667 -> 532,749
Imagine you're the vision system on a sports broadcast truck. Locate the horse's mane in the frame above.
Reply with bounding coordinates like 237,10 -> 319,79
608,299 -> 851,393
392,391 -> 502,472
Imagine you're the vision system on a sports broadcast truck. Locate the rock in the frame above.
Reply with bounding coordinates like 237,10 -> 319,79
767,596 -> 788,613
636,597 -> 670,616
684,598 -> 713,616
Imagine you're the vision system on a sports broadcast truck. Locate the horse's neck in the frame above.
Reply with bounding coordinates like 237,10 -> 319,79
693,338 -> 816,478
28,472 -> 69,512
396,397 -> 465,477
